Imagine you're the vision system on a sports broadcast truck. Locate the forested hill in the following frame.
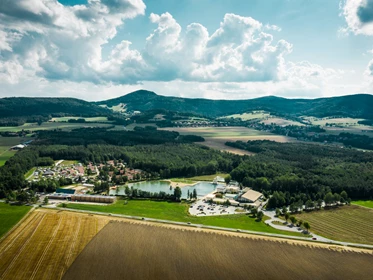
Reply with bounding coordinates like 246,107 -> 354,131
97,90 -> 373,119
0,97 -> 109,118
0,97 -> 111,125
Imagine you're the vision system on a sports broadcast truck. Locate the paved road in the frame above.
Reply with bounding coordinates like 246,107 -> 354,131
43,205 -> 373,250
263,210 -> 332,243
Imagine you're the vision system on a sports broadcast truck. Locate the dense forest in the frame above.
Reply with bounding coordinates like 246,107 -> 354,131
35,127 -> 201,146
226,140 -> 373,201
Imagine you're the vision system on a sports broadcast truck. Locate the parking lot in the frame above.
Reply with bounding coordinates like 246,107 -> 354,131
188,199 -> 248,216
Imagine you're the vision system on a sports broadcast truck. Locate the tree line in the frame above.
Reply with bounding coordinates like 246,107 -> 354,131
226,140 -> 373,200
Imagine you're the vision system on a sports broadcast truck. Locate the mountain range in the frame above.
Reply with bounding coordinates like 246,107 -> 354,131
1,90 -> 373,122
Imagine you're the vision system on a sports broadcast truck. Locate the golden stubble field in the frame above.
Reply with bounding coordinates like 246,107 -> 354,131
64,221 -> 373,280
0,209 -> 111,280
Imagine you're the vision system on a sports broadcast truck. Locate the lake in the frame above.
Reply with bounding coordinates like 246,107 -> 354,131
109,180 -> 218,199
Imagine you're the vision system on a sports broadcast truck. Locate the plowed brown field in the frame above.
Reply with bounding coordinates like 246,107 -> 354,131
64,221 -> 373,280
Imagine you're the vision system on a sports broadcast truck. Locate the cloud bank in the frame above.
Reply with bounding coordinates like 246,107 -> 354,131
0,0 -> 346,99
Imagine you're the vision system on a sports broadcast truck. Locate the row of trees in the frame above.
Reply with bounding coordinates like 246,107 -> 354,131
267,191 -> 349,210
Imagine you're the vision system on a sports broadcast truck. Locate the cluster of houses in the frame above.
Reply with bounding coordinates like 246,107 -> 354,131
207,176 -> 264,208
30,163 -> 86,183
29,160 -> 145,186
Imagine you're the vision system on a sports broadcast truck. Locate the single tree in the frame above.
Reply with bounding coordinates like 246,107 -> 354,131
298,220 -> 303,228
251,207 -> 258,217
224,175 -> 231,185
256,211 -> 264,221
284,212 -> 290,223
317,199 -> 323,209
340,191 -> 348,202
275,208 -> 281,217
174,187 -> 182,201
304,222 -> 311,233
282,205 -> 288,215
193,189 -> 197,199
187,189 -> 190,200
290,216 -> 297,225
44,196 -> 49,205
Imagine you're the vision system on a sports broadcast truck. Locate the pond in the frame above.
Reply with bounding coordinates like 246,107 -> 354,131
109,180 -> 218,199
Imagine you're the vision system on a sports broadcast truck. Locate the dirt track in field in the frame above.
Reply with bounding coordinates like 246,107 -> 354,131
64,221 -> 373,280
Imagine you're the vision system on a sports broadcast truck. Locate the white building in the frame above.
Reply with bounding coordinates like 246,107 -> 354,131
237,189 -> 263,203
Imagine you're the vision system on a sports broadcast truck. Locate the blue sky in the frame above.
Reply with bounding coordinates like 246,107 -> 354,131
1,0 -> 373,100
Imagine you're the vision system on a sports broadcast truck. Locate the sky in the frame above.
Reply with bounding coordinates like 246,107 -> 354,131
0,0 -> 373,101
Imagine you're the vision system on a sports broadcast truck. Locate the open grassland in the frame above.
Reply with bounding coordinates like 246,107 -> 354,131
260,117 -> 305,126
64,221 -> 373,280
0,122 -> 113,132
65,200 -> 303,237
50,116 -> 111,122
220,111 -> 270,120
0,150 -> 16,166
305,117 -> 364,126
0,203 -> 31,238
352,200 -> 373,209
161,126 -> 294,155
0,136 -> 31,166
0,209 -> 111,280
295,205 -> 373,245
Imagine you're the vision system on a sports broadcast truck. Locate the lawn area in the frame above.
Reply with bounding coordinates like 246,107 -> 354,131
352,200 -> 373,209
294,205 -> 373,245
59,160 -> 79,166
188,173 -> 229,181
0,150 -> 16,166
0,203 -> 31,238
24,167 -> 36,179
65,200 -> 303,237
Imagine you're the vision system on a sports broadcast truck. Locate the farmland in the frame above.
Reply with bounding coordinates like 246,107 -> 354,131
0,136 -> 31,166
221,111 -> 270,120
64,221 -> 373,280
65,200 -> 303,237
294,205 -> 373,245
352,200 -> 373,209
260,117 -> 305,126
161,126 -> 294,155
0,203 -> 30,238
0,209 -> 111,280
0,122 -> 113,133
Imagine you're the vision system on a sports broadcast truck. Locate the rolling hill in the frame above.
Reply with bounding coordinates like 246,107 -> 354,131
96,90 -> 373,119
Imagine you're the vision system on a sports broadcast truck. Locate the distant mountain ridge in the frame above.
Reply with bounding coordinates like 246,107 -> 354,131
96,90 -> 373,119
1,91 -> 373,122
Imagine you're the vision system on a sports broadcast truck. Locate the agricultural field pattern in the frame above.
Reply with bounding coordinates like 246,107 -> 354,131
63,220 -> 373,280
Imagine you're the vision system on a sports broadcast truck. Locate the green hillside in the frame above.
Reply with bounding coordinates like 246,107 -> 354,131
96,90 -> 373,119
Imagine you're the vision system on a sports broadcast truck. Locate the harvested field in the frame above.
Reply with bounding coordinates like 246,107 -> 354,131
260,117 -> 305,126
0,209 -> 110,280
160,127 -> 294,155
295,205 -> 373,245
64,221 -> 373,280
